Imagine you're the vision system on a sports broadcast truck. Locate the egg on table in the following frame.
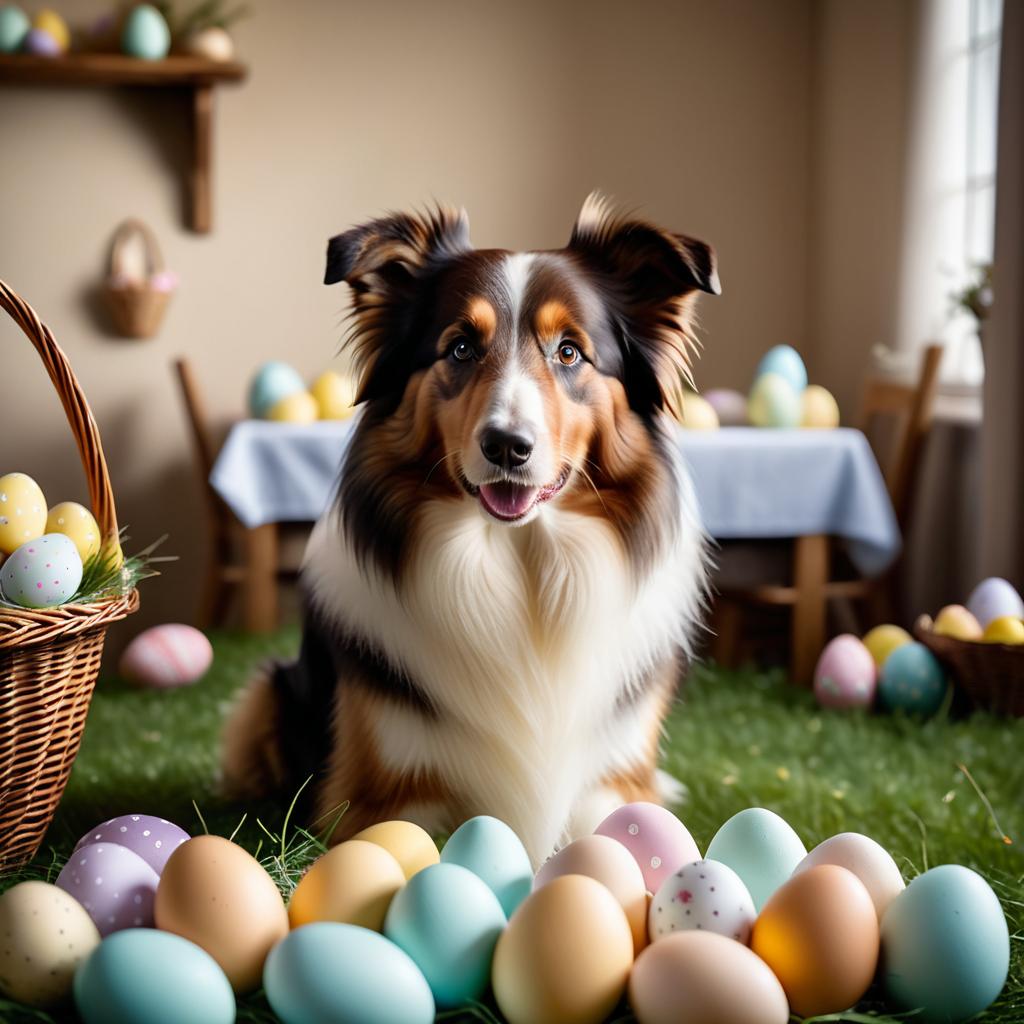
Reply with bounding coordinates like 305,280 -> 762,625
45,501 -> 101,564
982,615 -> 1024,645
933,604 -> 984,640
120,3 -> 171,60
648,858 -> 756,945
801,383 -> 840,428
1,533 -> 83,608
353,819 -> 439,879
73,813 -> 190,874
0,4 -> 30,53
755,345 -> 808,392
0,881 -> 100,1008
679,392 -> 720,430
813,633 -> 877,709
966,576 -> 1024,628
311,369 -> 358,420
440,815 -> 533,918
703,388 -> 748,426
248,361 -> 306,418
862,623 -> 913,669
878,641 -> 948,715
268,390 -> 319,423
0,471 -> 47,555
118,624 -> 214,688
748,372 -> 802,428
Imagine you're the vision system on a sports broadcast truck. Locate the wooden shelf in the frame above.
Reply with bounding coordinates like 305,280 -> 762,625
0,54 -> 249,232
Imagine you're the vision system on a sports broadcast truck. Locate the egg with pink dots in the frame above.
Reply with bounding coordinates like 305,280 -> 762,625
0,533 -> 83,609
649,858 -> 757,945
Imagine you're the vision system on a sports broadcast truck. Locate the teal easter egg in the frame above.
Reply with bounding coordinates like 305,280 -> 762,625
748,372 -> 802,428
248,361 -> 306,419
121,4 -> 170,61
264,922 -> 435,1024
755,344 -> 808,393
74,929 -> 234,1024
440,815 -> 532,917
1,533 -> 83,608
878,641 -> 947,716
881,865 -> 1009,1022
384,862 -> 506,1008
705,807 -> 806,912
0,5 -> 29,52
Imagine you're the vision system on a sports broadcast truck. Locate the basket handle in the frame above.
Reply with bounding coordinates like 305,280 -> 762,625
0,280 -> 120,547
108,218 -> 165,280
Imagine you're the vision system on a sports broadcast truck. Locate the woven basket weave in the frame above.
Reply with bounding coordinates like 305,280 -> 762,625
0,280 -> 139,871
103,218 -> 173,339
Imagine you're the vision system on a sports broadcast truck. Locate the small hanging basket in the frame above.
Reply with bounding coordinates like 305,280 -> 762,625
0,281 -> 139,870
102,218 -> 176,340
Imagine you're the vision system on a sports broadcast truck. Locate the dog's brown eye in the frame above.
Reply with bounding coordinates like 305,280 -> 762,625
451,339 -> 475,362
558,343 -> 580,366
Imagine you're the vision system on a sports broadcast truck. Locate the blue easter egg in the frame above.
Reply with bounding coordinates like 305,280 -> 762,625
384,862 -> 506,1009
121,4 -> 170,61
878,641 -> 947,716
881,865 -> 1009,1022
248,361 -> 306,419
1,533 -> 83,608
264,923 -> 435,1024
0,5 -> 29,53
440,815 -> 533,917
74,929 -> 234,1024
966,576 -> 1024,628
756,345 -> 808,393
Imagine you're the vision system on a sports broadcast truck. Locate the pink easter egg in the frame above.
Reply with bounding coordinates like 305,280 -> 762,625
595,802 -> 701,893
119,623 -> 213,689
56,843 -> 159,936
149,270 -> 179,293
814,634 -> 877,710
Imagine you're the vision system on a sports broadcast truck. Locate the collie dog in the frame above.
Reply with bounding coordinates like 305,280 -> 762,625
223,194 -> 720,864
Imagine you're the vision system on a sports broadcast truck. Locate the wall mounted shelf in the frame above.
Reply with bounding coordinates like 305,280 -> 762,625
0,54 -> 248,233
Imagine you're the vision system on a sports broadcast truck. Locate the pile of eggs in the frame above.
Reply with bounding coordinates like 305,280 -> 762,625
0,5 -> 70,57
922,576 -> 1024,647
248,362 -> 358,424
0,803 -> 1010,1024
0,471 -> 116,610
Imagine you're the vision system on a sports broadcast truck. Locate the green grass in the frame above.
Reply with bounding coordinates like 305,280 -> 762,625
2,631 -> 1022,1023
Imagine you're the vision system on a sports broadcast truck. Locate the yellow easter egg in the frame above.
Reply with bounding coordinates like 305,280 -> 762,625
801,385 -> 840,429
862,624 -> 912,669
46,502 -> 101,564
267,391 -> 318,423
933,604 -> 983,641
981,616 -> 1024,645
311,371 -> 358,420
352,820 -> 440,879
680,393 -> 720,430
32,8 -> 69,50
0,473 -> 47,556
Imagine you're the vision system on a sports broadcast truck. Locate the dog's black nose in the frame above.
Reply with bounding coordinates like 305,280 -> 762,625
480,427 -> 533,469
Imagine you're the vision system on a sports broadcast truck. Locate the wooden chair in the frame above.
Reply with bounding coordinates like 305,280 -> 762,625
711,344 -> 944,683
173,358 -> 300,629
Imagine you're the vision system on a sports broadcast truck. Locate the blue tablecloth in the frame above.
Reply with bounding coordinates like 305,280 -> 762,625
210,422 -> 901,576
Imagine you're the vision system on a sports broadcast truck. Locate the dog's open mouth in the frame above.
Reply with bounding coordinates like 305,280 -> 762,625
464,467 -> 571,522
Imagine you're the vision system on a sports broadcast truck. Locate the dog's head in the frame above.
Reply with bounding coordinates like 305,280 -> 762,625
327,193 -> 719,533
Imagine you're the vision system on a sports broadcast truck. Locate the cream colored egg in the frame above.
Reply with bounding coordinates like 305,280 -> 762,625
0,472 -> 47,555
154,834 -> 289,994
629,931 -> 789,1024
311,370 -> 358,421
0,881 -> 100,1008
680,393 -> 720,430
933,604 -> 984,641
793,832 -> 905,920
534,834 -> 648,955
352,820 -> 439,879
183,25 -> 235,61
493,874 -> 633,1024
289,839 -> 406,930
268,391 -> 318,423
801,384 -> 840,428
45,502 -> 101,564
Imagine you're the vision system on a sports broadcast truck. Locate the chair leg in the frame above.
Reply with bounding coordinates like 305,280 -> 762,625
711,598 -> 743,668
791,534 -> 829,687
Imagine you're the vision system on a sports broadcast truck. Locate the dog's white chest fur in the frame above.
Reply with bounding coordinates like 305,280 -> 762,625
304,480 -> 704,863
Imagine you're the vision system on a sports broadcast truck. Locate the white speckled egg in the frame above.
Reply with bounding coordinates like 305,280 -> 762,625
0,471 -> 47,555
649,859 -> 756,945
1,533 -> 83,608
46,501 -> 101,564
0,881 -> 100,1008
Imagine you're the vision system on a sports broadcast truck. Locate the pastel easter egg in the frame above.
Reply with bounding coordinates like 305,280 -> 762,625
0,881 -> 100,1008
752,864 -> 879,1016
881,865 -> 1010,1023
441,816 -> 533,917
1,533 -> 83,608
794,832 -> 904,920
73,814 -> 190,875
46,502 -> 101,564
966,577 -> 1024,628
384,862 -> 506,1008
534,834 -> 648,955
268,390 -> 318,423
56,843 -> 160,936
703,388 -> 748,426
648,858 -> 756,945
933,604 -> 983,640
813,633 -> 877,710
680,393 -> 719,430
801,384 -> 840,428
120,3 -> 170,60
879,641 -> 948,715
0,5 -> 30,53
75,929 -> 235,1024
183,25 -> 235,62
22,25 -> 60,55
0,471 -> 47,554
31,8 -> 68,49
149,269 -> 179,293
311,369 -> 358,420
119,624 -> 214,688
862,623 -> 912,668
352,819 -> 439,879
248,361 -> 306,418
595,802 -> 701,894
982,615 -> 1024,645
755,345 -> 808,393
705,807 -> 806,912
629,931 -> 789,1024
264,923 -> 435,1024
748,373 -> 802,428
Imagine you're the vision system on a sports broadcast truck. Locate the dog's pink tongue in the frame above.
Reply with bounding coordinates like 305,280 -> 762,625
479,482 -> 539,520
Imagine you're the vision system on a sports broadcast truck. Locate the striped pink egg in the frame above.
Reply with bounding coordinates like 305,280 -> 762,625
119,624 -> 213,688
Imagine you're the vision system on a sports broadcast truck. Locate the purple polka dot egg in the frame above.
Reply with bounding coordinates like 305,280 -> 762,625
649,858 -> 757,945
594,802 -> 701,893
73,814 -> 190,875
0,533 -> 83,609
55,843 -> 159,937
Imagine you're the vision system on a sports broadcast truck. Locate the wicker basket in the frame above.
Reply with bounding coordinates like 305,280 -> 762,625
102,218 -> 174,340
0,281 -> 139,871
914,614 -> 1024,717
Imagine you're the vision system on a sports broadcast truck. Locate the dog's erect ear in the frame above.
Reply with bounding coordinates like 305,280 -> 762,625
568,192 -> 720,416
325,206 -> 472,403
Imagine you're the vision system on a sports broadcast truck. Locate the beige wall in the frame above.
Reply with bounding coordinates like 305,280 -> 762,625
2,0 -> 818,642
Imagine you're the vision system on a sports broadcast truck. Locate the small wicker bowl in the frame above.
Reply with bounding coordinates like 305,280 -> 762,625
103,218 -> 175,340
914,614 -> 1024,717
